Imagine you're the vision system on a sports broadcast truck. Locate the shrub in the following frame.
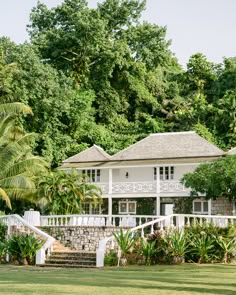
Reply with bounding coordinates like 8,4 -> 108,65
104,250 -> 118,266
163,230 -> 188,264
113,229 -> 135,258
0,221 -> 6,241
8,234 -> 43,265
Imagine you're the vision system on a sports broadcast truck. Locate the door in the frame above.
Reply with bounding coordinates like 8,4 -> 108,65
161,203 -> 174,227
161,203 -> 174,216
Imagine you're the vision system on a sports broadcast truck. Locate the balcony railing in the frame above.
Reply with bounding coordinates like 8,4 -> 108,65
97,181 -> 189,195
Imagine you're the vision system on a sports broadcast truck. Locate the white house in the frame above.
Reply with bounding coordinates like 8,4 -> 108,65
59,131 -> 235,222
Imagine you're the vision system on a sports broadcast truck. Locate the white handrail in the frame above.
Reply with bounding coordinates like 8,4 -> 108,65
0,214 -> 55,265
96,213 -> 236,267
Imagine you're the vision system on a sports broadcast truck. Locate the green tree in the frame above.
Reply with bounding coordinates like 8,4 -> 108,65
182,155 -> 236,201
38,169 -> 102,214
28,0 -> 179,140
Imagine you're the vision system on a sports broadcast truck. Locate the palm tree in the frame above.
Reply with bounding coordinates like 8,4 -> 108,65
38,169 -> 102,214
0,112 -> 47,209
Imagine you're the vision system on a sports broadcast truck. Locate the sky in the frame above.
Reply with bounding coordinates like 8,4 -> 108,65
0,0 -> 235,66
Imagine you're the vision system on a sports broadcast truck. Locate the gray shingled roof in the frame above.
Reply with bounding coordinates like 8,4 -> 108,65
111,131 -> 224,161
227,147 -> 236,155
63,145 -> 111,163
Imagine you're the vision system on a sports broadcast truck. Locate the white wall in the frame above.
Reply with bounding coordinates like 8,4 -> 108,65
97,164 -> 198,183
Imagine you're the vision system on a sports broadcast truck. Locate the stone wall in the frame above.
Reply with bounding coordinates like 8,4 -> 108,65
211,198 -> 234,215
43,226 -> 127,252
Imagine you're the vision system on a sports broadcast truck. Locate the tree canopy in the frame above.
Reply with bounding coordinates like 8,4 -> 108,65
182,155 -> 236,201
0,0 -> 235,168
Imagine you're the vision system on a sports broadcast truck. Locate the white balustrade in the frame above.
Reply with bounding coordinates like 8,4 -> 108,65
96,181 -> 189,194
41,214 -> 109,227
160,181 -> 190,193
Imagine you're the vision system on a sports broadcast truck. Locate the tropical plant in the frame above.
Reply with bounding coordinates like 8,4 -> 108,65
163,230 -> 188,264
0,240 -> 8,263
38,169 -> 102,214
140,238 -> 156,265
113,229 -> 135,258
190,231 -> 216,263
104,250 -> 118,266
0,221 -> 6,240
215,236 -> 236,263
0,114 -> 48,210
8,233 -> 43,265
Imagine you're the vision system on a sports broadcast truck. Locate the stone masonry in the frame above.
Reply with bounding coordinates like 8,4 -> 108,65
43,226 -> 127,252
211,197 -> 234,215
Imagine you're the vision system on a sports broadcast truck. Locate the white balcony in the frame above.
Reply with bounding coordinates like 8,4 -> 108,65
96,181 -> 190,195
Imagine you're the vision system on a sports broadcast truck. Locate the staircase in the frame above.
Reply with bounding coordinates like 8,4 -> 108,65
38,239 -> 96,268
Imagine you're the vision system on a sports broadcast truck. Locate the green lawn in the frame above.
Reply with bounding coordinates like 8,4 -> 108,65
0,264 -> 236,295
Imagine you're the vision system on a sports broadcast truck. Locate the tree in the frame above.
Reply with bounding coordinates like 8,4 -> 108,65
38,169 -> 102,214
182,155 -> 236,201
0,114 -> 48,209
28,0 -> 179,140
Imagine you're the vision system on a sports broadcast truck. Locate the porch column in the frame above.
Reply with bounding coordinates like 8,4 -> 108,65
156,167 -> 160,193
156,167 -> 160,216
156,196 -> 160,216
208,199 -> 212,215
108,168 -> 113,225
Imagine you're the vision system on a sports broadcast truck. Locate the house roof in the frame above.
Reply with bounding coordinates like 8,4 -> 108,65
227,147 -> 236,155
110,131 -> 224,161
61,132 -> 224,167
63,145 -> 111,163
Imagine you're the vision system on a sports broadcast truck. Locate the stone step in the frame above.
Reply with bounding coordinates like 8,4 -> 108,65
45,259 -> 95,265
38,264 -> 96,268
47,255 -> 96,261
51,251 -> 96,257
42,250 -> 97,268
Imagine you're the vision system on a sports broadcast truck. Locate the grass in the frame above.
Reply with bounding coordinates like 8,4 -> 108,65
0,264 -> 236,295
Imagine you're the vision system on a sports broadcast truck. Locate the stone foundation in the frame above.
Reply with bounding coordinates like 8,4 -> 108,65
43,226 -> 126,252
211,198 -> 234,215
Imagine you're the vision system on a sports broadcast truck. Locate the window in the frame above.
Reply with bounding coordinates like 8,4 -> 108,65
82,169 -> 101,182
119,200 -> 136,214
81,202 -> 101,215
193,200 -> 209,214
154,166 -> 175,180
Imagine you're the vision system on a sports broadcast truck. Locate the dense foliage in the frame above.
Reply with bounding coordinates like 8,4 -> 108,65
108,223 -> 236,266
1,0 -> 236,211
182,155 -> 236,201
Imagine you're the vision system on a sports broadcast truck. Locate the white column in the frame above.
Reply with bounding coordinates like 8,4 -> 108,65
108,168 -> 112,194
156,167 -> 160,193
156,195 -> 160,216
155,167 -> 160,216
108,168 -> 113,225
208,199 -> 212,215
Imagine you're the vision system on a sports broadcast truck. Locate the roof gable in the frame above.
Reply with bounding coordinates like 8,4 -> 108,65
111,131 -> 224,161
63,145 -> 111,163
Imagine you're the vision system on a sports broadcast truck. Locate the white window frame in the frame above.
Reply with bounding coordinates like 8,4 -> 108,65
193,199 -> 209,215
81,202 -> 101,215
157,166 -> 174,181
82,169 -> 101,183
118,200 -> 137,215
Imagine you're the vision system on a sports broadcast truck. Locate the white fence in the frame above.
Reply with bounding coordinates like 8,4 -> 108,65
40,214 -> 160,227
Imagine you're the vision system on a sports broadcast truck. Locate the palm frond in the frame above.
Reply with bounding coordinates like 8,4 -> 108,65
0,187 -> 11,209
0,103 -> 32,116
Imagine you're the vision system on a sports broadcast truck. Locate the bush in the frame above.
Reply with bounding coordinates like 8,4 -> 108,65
104,251 -> 118,266
8,234 -> 43,265
0,221 -> 6,241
